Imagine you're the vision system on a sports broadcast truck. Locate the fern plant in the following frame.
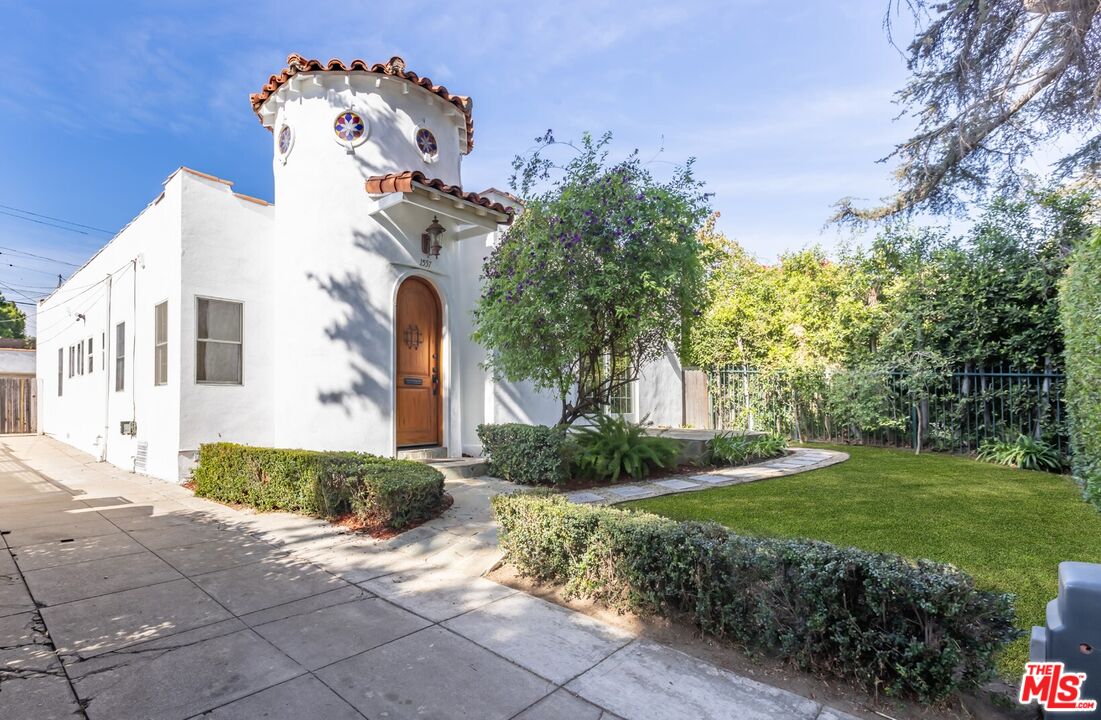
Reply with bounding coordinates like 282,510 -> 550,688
572,414 -> 679,482
977,434 -> 1064,472
709,431 -> 788,466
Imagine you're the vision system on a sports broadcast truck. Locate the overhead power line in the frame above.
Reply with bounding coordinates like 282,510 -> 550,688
0,283 -> 39,305
0,203 -> 115,235
0,261 -> 65,279
0,245 -> 81,267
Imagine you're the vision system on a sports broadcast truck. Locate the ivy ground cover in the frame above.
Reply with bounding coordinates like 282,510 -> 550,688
625,444 -> 1101,678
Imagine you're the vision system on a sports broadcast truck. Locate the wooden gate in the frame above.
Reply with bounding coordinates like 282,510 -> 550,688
0,377 -> 36,434
683,369 -> 711,429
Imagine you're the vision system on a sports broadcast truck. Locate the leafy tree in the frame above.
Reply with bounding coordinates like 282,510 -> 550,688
689,240 -> 877,370
835,0 -> 1101,223
858,196 -> 1071,371
474,131 -> 712,425
0,295 -> 25,339
694,191 -> 1089,373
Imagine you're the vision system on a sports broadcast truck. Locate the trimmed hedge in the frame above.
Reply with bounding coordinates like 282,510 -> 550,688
1061,229 -> 1101,508
477,423 -> 569,485
492,493 -> 1018,703
192,443 -> 444,529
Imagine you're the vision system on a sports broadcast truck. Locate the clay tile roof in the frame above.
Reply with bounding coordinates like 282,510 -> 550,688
251,54 -> 475,153
365,171 -> 514,223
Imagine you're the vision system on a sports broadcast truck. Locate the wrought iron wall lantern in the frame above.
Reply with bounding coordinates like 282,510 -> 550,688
421,215 -> 445,258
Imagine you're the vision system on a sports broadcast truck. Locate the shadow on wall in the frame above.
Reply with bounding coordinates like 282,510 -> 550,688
307,91 -> 448,416
311,262 -> 390,416
494,376 -> 561,427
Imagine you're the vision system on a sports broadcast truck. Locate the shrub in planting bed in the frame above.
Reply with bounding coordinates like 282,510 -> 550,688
491,492 -> 1018,703
192,443 -> 444,529
477,423 -> 570,485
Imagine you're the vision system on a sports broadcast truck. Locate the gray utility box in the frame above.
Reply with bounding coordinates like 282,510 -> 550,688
1031,561 -> 1101,716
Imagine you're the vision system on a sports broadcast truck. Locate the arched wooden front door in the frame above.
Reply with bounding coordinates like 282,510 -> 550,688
395,277 -> 442,447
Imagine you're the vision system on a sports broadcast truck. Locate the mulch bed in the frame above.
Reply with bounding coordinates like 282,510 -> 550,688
331,492 -> 454,539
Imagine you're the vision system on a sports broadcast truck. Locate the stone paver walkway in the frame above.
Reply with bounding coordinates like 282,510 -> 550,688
564,447 -> 848,505
1,435 -> 860,720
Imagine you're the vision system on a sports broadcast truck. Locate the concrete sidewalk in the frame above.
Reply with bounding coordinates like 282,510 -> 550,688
0,435 -> 858,720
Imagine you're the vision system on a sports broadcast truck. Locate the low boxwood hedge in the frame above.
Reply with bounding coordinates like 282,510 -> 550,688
477,423 -> 570,485
192,443 -> 444,529
491,492 -> 1018,703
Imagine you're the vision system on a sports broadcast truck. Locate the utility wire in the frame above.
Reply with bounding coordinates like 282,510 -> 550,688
32,288 -> 108,344
0,203 -> 115,235
0,209 -> 93,236
0,245 -> 81,267
0,261 -> 65,279
33,259 -> 134,343
0,283 -> 39,305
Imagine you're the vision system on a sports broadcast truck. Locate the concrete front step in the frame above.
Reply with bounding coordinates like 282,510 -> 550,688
397,446 -> 448,460
422,457 -> 489,480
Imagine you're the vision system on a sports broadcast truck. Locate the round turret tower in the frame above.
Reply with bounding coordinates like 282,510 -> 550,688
248,54 -> 502,456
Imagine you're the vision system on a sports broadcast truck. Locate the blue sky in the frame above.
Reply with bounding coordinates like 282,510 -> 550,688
2,1 -> 927,334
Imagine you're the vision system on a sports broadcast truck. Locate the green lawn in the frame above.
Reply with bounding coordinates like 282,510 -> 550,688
626,444 -> 1101,678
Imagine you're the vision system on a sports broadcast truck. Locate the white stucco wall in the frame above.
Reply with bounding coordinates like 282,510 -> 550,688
35,177 -> 183,481
176,173 -> 276,475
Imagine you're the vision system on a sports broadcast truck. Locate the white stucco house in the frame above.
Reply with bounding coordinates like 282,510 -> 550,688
34,54 -> 685,482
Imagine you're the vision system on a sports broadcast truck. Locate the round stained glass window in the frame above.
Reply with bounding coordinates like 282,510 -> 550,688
277,125 -> 293,156
416,127 -> 438,158
333,111 -> 367,144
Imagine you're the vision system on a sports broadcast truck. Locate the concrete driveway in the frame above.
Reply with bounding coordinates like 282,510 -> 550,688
0,435 -> 858,720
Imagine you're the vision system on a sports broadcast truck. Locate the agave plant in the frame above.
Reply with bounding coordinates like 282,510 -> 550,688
977,434 -> 1064,472
572,413 -> 679,482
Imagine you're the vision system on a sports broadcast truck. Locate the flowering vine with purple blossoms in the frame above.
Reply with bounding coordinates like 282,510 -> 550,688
473,131 -> 712,425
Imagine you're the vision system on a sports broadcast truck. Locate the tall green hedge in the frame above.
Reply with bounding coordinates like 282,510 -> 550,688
492,492 -> 1018,703
1061,230 -> 1101,508
192,443 -> 445,529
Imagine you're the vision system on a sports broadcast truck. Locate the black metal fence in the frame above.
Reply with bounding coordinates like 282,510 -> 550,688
707,366 -> 1068,453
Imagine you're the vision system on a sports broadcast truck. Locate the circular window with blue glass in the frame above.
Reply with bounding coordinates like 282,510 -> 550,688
415,127 -> 438,160
333,110 -> 368,146
277,124 -> 294,158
